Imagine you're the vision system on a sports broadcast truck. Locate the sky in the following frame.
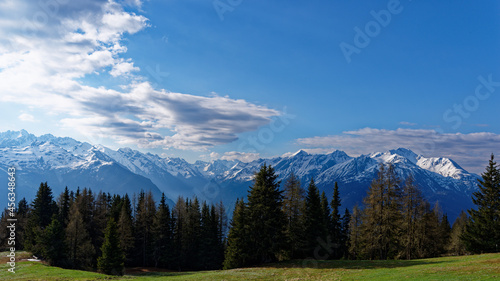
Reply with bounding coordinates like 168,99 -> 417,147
0,0 -> 499,174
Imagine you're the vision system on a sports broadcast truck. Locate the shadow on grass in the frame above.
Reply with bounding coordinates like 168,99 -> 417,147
265,258 -> 446,270
125,267 -> 199,278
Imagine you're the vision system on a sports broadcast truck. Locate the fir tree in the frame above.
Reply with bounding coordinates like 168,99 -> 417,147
97,218 -> 125,275
463,154 -> 500,253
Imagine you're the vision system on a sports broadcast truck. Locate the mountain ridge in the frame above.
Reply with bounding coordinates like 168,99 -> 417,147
0,130 -> 479,221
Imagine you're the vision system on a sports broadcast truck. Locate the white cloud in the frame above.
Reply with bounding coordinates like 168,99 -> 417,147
0,0 -> 279,150
220,151 -> 261,162
399,121 -> 417,126
18,113 -> 36,122
296,128 -> 500,174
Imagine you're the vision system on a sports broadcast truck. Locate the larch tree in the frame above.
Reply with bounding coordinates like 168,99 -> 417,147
282,173 -> 305,259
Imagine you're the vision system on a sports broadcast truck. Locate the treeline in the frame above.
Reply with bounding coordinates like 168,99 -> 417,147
224,154 -> 500,268
223,164 -> 453,269
0,186 -> 226,274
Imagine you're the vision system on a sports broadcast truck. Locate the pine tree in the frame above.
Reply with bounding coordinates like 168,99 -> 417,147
282,173 -> 305,259
330,182 -> 343,259
223,198 -> 250,269
448,211 -> 468,255
246,164 -> 287,264
97,218 -> 125,275
463,154 -> 500,253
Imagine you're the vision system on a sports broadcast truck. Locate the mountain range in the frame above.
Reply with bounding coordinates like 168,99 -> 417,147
0,130 -> 480,221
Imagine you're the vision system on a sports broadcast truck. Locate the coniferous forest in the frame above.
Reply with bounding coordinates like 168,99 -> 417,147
0,155 -> 499,275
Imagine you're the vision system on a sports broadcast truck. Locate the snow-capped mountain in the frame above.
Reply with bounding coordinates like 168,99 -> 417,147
0,130 -> 480,221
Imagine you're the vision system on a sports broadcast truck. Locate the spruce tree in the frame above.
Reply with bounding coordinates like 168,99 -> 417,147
57,187 -> 71,227
246,164 -> 286,264
330,182 -> 343,259
38,215 -> 67,267
25,182 -> 58,252
223,198 -> 250,269
153,193 -> 172,268
303,178 -> 326,257
97,218 -> 125,275
340,208 -> 351,259
117,195 -> 134,265
463,154 -> 500,253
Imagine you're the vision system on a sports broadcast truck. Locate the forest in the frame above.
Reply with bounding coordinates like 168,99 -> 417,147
0,155 -> 498,276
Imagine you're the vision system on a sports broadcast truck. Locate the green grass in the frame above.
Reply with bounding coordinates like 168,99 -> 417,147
1,252 -> 499,280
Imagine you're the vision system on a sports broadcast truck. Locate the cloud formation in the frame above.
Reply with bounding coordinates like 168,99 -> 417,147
0,0 -> 278,150
296,128 -> 500,174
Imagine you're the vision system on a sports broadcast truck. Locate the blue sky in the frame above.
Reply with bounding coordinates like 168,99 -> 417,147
0,0 -> 499,173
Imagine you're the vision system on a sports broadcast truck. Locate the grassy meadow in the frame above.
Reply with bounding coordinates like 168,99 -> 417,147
1,251 -> 499,280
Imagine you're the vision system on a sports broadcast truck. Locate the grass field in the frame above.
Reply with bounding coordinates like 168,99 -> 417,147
1,251 -> 499,280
